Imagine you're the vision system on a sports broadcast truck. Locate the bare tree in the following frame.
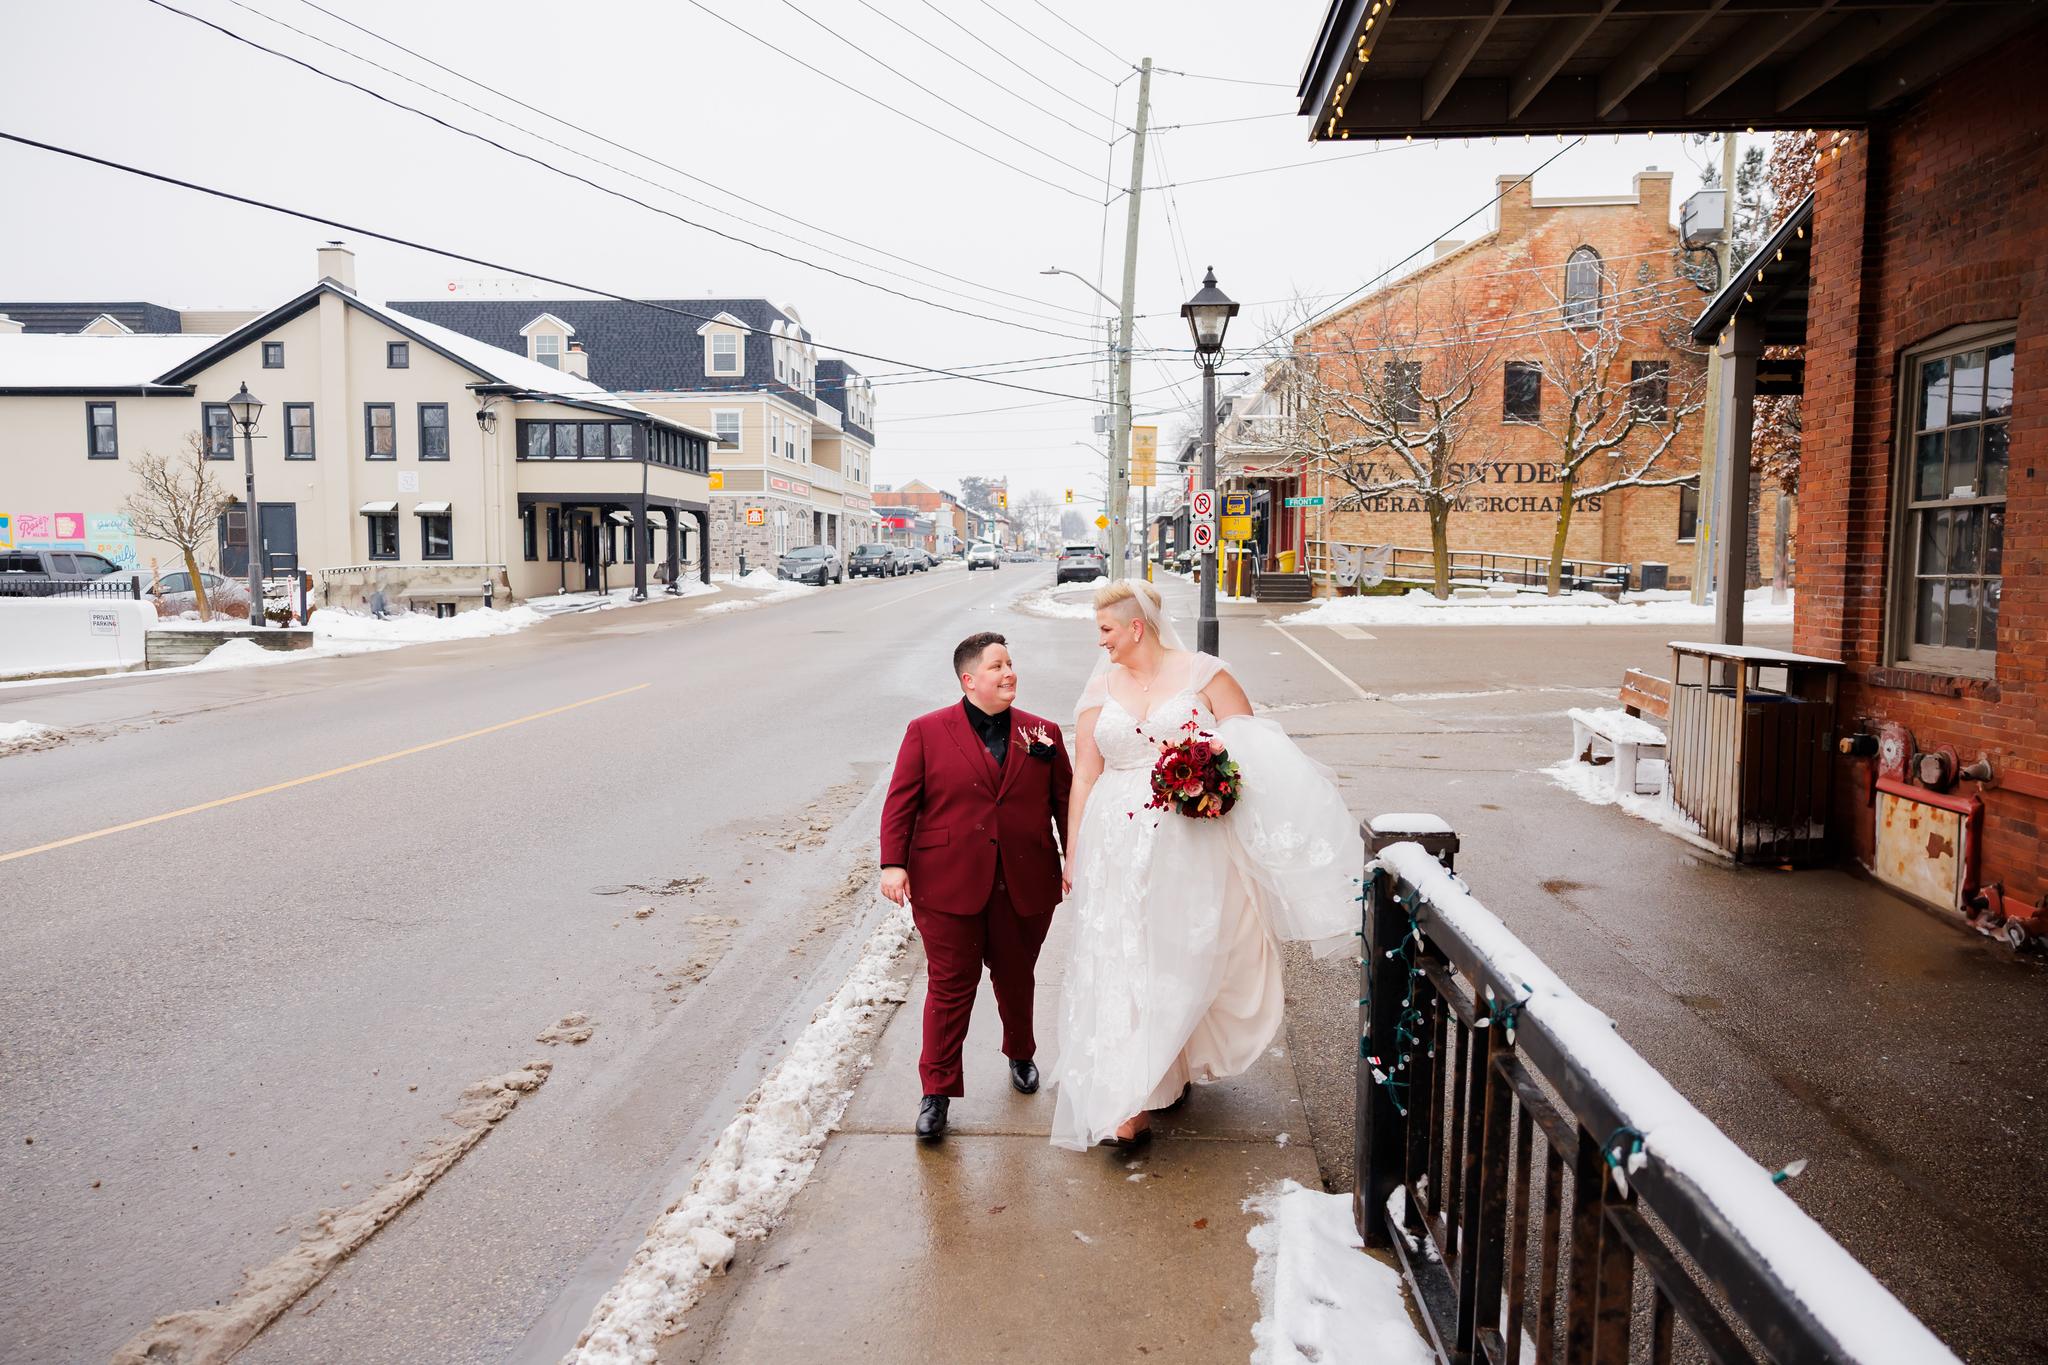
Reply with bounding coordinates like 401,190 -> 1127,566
1013,489 -> 1060,548
121,433 -> 234,618
1245,285 -> 1505,597
1515,261 -> 1708,594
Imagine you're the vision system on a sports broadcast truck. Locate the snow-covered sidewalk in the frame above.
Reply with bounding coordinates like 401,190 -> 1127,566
702,569 -> 822,614
1283,585 -> 1795,628
1245,1181 -> 1432,1365
528,579 -> 719,616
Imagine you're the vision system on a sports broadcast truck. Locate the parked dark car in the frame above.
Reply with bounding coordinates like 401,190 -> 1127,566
849,542 -> 899,578
890,546 -> 927,574
777,544 -> 844,586
1056,543 -> 1107,584
0,549 -> 132,597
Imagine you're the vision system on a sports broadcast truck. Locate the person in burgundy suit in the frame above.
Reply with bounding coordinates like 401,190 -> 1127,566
880,631 -> 1074,1142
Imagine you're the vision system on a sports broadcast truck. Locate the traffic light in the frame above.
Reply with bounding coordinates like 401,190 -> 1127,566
1064,488 -> 1074,504
997,490 -> 1008,510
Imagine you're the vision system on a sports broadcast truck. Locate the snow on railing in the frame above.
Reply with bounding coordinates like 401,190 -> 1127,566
1359,826 -> 1957,1365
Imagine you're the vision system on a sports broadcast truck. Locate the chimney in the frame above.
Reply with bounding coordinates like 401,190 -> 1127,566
1634,168 -> 1675,223
563,341 -> 590,379
1495,173 -> 1536,239
0,314 -> 21,335
317,241 -> 356,294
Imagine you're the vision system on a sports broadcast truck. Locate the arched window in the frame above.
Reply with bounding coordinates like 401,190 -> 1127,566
1563,246 -> 1604,326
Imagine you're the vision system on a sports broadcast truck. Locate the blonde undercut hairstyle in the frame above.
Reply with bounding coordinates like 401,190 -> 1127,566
1093,578 -> 1162,624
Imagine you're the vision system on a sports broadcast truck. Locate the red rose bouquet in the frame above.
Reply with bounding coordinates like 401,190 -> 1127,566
1146,714 -> 1242,820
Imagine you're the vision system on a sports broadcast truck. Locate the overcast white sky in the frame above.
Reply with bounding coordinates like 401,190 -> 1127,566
1,0 -> 1704,513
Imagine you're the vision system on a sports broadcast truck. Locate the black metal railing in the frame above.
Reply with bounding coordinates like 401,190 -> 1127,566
1358,818 -> 1955,1365
0,577 -> 141,600
1310,541 -> 1633,593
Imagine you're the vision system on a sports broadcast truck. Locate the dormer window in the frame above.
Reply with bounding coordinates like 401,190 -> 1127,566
534,334 -> 562,369
520,312 -> 576,370
712,333 -> 740,374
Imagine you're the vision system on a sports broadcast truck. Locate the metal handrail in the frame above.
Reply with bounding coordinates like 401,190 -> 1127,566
1308,538 -> 1632,591
0,577 -> 142,600
1359,819 -> 1957,1365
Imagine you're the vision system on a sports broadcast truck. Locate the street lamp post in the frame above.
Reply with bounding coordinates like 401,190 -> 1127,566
1181,268 -> 1238,656
227,382 -> 265,628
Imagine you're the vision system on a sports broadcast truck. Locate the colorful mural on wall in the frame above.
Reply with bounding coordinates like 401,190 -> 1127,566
0,511 -> 140,569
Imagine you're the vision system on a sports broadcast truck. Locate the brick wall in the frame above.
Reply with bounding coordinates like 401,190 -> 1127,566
1305,171 -> 1709,588
1799,24 -> 2048,910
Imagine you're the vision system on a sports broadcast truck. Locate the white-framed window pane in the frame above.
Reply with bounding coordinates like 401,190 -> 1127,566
712,333 -> 739,372
714,411 -> 741,447
535,334 -> 562,369
1896,331 -> 2010,669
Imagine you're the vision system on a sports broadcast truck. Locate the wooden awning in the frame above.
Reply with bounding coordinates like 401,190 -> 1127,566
1298,0 -> 2044,139
1691,191 -> 1813,357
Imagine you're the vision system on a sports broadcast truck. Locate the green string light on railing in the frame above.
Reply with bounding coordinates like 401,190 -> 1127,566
1602,1125 -> 1647,1198
1771,1158 -> 1809,1185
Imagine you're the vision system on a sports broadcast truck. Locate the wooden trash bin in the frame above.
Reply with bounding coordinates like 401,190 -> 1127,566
1666,641 -> 1844,865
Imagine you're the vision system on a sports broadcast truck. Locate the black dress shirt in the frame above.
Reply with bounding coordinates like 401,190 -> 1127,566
963,698 -> 1011,769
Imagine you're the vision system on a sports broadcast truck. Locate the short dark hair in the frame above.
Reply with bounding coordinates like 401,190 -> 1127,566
953,630 -> 1007,680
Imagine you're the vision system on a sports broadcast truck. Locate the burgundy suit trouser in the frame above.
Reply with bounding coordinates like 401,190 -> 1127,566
912,870 -> 1052,1098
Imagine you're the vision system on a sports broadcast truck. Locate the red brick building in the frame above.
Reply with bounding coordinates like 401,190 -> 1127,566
1294,170 -> 1719,590
1298,0 -> 2047,936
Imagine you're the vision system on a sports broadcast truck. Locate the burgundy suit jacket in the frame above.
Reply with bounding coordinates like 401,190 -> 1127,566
879,703 -> 1074,917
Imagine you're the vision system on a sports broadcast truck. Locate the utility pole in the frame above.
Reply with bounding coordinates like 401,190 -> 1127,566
1109,57 -> 1152,580
1692,131 -> 1738,605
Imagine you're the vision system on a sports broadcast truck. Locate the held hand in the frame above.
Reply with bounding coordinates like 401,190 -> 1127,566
881,867 -> 911,907
1061,856 -> 1073,897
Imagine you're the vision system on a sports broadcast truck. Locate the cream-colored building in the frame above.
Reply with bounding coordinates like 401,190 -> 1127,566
386,298 -> 879,573
0,247 -> 712,614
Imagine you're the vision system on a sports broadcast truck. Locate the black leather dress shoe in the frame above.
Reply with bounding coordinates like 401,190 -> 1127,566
1008,1057 -> 1040,1095
916,1095 -> 949,1142
1159,1082 -> 1193,1113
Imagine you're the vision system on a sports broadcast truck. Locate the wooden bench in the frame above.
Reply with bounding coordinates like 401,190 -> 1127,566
1567,669 -> 1674,797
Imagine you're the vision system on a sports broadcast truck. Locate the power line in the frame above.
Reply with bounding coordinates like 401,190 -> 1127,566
850,0 -> 1105,142
1126,139 -> 1424,196
774,0 -> 1105,187
280,0 -> 1099,326
0,129 -> 1106,403
676,0 -> 1101,204
1024,0 -> 1131,69
1151,66 -> 1295,89
145,0 -> 1104,344
910,0 -> 1114,129
970,0 -> 1123,87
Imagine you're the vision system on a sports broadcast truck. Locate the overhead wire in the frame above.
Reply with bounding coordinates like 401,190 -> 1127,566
144,0 -> 1104,343
676,0 -> 1102,204
911,0 -> 1115,129
850,0 -> 1105,142
969,0 -> 1123,87
1023,0 -> 1132,69
279,0 -> 1100,325
773,0 -> 1106,186
1150,66 -> 1296,89
0,129 -> 1107,403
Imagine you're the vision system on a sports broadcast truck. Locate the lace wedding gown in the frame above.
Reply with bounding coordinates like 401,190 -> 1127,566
1048,654 -> 1363,1151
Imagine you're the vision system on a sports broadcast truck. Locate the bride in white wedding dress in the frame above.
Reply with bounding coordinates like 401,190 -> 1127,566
1049,579 -> 1363,1151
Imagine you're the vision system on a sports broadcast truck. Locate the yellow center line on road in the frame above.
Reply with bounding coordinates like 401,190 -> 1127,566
0,683 -> 650,865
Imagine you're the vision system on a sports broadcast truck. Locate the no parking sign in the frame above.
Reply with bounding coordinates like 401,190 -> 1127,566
1190,488 -> 1215,519
1191,519 -> 1216,551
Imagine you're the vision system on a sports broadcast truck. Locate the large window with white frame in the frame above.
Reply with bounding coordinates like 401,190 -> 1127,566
712,410 -> 741,449
1889,326 -> 2013,675
533,333 -> 562,370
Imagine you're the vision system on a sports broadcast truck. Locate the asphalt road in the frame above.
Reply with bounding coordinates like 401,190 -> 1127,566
0,563 -> 1096,1364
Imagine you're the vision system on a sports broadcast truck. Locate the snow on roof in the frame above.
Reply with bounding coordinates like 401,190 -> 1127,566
0,332 -> 219,388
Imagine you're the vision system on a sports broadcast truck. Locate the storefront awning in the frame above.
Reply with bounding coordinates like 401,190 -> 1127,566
412,501 -> 451,516
358,500 -> 397,515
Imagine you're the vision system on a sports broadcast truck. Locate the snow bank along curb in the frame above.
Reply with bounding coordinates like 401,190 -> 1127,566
1282,586 -> 1797,629
111,1059 -> 553,1365
1373,841 -> 1959,1365
0,720 -> 54,751
566,898 -> 917,1364
1013,584 -> 1097,620
1245,1180 -> 1432,1365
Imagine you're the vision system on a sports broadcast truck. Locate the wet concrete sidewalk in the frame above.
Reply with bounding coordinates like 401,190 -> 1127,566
668,910 -> 1322,1364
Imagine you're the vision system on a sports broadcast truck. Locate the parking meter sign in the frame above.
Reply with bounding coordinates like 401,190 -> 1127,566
1191,489 -> 1215,519
1191,519 -> 1216,551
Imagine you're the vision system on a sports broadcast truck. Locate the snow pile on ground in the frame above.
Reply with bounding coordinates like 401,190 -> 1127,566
567,899 -> 918,1364
1539,758 -> 1724,856
1013,583 -> 1099,620
529,582 -> 719,616
1245,1180 -> 1432,1365
0,720 -> 53,750
310,604 -> 546,644
1283,587 -> 1796,629
1372,841 -> 1962,1365
701,576 -> 820,614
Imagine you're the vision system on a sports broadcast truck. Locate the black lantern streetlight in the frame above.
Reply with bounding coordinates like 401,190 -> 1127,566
1181,268 -> 1238,655
226,382 -> 266,628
